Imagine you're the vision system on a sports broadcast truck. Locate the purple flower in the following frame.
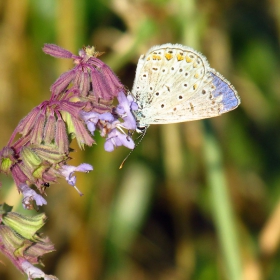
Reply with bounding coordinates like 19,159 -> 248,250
59,163 -> 93,196
104,128 -> 135,152
80,110 -> 118,135
18,184 -> 47,209
8,98 -> 92,149
0,43 -> 139,219
43,44 -> 124,100
115,91 -> 138,130
82,111 -> 99,134
80,92 -> 137,152
99,112 -> 116,122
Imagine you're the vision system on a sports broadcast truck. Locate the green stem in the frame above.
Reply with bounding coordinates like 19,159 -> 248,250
203,120 -> 242,280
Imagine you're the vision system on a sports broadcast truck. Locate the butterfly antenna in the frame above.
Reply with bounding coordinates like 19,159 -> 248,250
119,126 -> 148,169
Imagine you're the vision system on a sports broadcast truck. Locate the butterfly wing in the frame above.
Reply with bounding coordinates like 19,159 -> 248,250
131,43 -> 240,127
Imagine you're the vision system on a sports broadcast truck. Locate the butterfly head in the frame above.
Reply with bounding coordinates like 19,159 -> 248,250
136,125 -> 148,134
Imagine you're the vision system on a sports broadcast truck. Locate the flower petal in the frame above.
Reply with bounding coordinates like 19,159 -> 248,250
18,184 -> 47,209
75,163 -> 93,173
21,260 -> 59,280
43,44 -> 73,59
50,69 -> 76,96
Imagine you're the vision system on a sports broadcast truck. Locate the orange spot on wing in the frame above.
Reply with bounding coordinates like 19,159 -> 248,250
152,54 -> 161,60
165,53 -> 173,60
177,54 -> 184,61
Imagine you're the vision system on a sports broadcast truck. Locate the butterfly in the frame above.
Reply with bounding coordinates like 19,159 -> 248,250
131,43 -> 240,132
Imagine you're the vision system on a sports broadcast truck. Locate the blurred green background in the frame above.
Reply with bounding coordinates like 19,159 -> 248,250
0,0 -> 280,279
